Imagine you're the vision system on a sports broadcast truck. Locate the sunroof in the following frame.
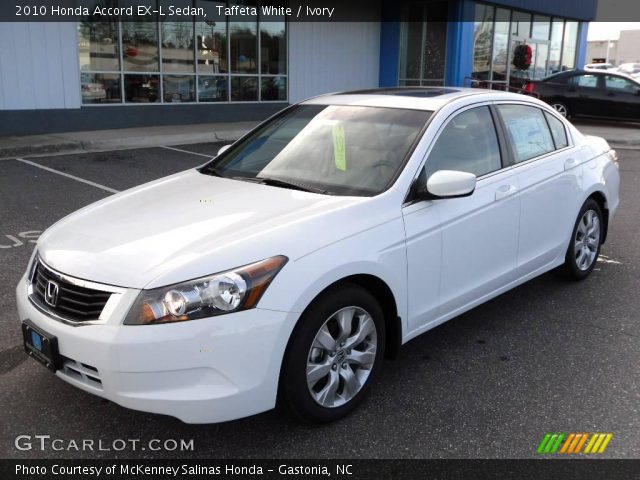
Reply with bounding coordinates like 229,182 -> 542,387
341,87 -> 460,97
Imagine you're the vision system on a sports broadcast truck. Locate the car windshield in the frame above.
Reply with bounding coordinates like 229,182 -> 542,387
201,104 -> 431,196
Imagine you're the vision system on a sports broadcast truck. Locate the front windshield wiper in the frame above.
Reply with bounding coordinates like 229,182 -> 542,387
200,164 -> 227,177
230,175 -> 329,194
255,177 -> 330,195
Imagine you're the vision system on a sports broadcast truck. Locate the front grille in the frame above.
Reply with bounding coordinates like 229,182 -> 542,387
31,261 -> 112,322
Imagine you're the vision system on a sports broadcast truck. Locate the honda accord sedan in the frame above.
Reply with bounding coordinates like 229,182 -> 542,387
524,69 -> 640,120
17,88 -> 620,424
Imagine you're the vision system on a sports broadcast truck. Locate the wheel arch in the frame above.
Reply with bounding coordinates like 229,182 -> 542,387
286,273 -> 402,361
586,190 -> 610,243
336,274 -> 401,359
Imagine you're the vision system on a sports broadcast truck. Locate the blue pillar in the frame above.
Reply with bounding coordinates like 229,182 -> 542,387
378,0 -> 403,87
379,21 -> 401,87
444,0 -> 475,87
576,22 -> 589,68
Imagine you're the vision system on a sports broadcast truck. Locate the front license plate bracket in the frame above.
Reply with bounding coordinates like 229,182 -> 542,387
22,320 -> 61,372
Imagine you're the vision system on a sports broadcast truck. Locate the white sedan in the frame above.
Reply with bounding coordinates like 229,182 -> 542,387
17,88 -> 620,423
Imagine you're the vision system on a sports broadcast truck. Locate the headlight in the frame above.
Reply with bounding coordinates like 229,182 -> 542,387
123,256 -> 288,325
26,248 -> 39,284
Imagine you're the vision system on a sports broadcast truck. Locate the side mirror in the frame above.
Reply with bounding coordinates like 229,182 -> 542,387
419,170 -> 477,199
217,144 -> 231,156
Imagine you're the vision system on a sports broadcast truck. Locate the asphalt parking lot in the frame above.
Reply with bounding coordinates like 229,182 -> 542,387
0,140 -> 638,459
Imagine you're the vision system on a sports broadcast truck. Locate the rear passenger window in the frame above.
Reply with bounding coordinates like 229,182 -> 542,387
497,105 -> 555,163
544,112 -> 568,149
568,74 -> 598,88
426,106 -> 502,177
605,75 -> 637,93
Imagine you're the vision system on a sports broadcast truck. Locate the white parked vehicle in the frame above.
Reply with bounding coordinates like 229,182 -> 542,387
584,62 -> 615,71
17,88 -> 620,423
616,63 -> 640,75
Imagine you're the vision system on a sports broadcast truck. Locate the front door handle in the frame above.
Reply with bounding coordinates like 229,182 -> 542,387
495,184 -> 518,201
564,158 -> 578,170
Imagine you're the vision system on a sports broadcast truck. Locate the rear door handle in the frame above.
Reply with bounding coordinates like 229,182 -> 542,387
495,184 -> 518,201
564,158 -> 578,170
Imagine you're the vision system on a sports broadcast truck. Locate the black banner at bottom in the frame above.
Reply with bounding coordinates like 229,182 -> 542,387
1,459 -> 639,480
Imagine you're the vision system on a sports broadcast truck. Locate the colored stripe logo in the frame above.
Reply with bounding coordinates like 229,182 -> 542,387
537,433 -> 613,454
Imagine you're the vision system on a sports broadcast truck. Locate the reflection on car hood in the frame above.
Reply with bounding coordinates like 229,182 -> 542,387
37,169 -> 369,289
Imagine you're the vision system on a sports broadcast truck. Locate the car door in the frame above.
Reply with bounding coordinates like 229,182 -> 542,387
603,74 -> 640,119
402,105 -> 521,333
566,73 -> 604,116
496,104 -> 583,275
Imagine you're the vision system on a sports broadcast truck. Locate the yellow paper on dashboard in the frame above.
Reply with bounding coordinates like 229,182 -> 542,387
332,124 -> 347,171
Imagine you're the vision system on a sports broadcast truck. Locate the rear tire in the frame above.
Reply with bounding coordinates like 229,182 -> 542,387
559,199 -> 603,280
550,101 -> 570,118
279,284 -> 385,423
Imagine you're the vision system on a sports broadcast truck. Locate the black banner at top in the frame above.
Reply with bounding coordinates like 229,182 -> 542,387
5,0 -> 389,23
3,0 -> 640,22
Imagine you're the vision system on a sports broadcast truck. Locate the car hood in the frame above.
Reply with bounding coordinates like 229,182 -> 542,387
37,169 -> 377,289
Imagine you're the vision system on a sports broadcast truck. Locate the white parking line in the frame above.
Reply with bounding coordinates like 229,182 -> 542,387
15,158 -> 120,194
161,146 -> 215,158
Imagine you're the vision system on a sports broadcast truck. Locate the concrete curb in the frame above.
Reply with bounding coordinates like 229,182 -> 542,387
0,141 -> 81,159
0,130 -> 250,159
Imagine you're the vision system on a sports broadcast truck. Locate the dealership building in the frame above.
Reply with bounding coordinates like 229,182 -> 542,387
0,0 -> 597,135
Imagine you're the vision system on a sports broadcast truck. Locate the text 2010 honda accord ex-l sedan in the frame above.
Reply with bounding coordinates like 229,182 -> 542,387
17,88 -> 620,424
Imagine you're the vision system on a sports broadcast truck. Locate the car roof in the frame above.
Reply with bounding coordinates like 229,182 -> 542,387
544,69 -> 639,82
301,87 -> 539,111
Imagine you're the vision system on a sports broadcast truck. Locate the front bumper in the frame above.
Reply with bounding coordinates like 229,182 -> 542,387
16,276 -> 295,423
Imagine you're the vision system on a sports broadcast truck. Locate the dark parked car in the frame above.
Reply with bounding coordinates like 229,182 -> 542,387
524,69 -> 640,121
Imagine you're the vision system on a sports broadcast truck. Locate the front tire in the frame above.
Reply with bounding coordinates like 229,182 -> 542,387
560,199 -> 603,280
279,284 -> 385,423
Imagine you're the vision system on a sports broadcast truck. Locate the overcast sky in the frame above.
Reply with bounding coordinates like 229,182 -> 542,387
588,22 -> 640,40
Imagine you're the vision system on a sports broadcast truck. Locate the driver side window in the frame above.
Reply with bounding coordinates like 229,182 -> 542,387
425,106 -> 502,178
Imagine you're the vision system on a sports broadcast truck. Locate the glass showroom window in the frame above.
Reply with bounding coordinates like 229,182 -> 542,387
530,16 -> 550,80
78,0 -> 287,105
78,17 -> 121,103
491,8 -> 510,83
197,0 -> 228,101
399,1 -> 448,86
472,4 -> 494,81
260,11 -> 287,101
562,21 -> 579,71
549,19 -> 565,74
122,22 -> 160,73
471,3 -> 582,86
229,0 -> 258,101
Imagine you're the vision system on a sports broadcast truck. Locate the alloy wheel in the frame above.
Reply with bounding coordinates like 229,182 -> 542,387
306,306 -> 377,408
552,103 -> 568,117
574,209 -> 600,271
